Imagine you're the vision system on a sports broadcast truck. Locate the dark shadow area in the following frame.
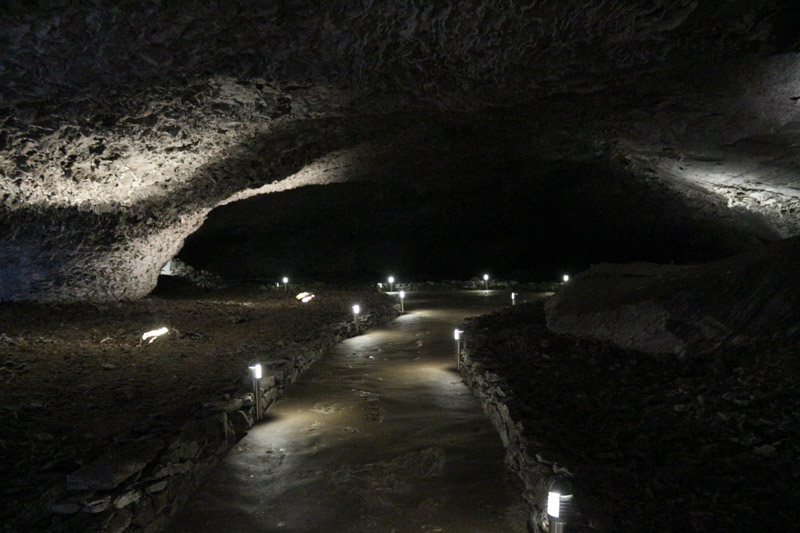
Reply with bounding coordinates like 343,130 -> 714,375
179,158 -> 776,282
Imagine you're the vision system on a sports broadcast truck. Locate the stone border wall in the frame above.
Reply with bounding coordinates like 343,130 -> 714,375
458,334 -> 560,533
26,308 -> 397,533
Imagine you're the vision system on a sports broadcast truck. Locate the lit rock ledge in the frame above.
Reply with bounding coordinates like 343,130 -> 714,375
544,236 -> 800,357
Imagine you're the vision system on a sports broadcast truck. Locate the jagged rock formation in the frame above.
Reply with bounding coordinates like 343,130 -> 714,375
545,236 -> 800,356
1,1 -> 799,300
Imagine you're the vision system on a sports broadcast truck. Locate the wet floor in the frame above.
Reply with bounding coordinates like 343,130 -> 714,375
168,291 -> 529,533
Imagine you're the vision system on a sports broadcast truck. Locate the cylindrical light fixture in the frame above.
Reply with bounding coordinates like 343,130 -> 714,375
511,292 -> 517,305
399,290 -> 405,313
353,304 -> 361,333
547,477 -> 573,533
248,362 -> 263,420
454,328 -> 463,370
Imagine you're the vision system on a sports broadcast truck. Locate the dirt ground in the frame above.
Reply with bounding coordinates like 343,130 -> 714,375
466,301 -> 800,532
0,280 -> 394,528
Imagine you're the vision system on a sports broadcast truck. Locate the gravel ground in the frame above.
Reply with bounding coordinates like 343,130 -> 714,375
0,280 -> 395,528
465,300 -> 800,533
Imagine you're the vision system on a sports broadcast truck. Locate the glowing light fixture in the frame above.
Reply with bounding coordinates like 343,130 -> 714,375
141,327 -> 169,344
388,276 -> 395,292
483,274 -> 489,291
295,292 -> 315,303
547,477 -> 573,533
511,292 -> 518,306
282,276 -> 289,291
249,362 -> 263,420
454,328 -> 463,370
399,290 -> 405,313
563,274 -> 570,283
353,304 -> 361,333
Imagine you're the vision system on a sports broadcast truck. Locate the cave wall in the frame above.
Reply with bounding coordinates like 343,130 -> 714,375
1,1 -> 799,301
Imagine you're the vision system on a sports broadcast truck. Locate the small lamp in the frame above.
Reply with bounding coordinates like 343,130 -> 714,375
249,362 -> 263,420
399,290 -> 405,313
282,276 -> 289,292
388,276 -> 395,292
454,329 -> 463,370
483,274 -> 489,291
547,477 -> 573,533
562,274 -> 570,283
353,304 -> 361,333
511,292 -> 518,305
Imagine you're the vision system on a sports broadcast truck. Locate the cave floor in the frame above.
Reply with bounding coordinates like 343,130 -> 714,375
466,301 -> 800,532
167,291 -> 528,533
0,282 -> 394,527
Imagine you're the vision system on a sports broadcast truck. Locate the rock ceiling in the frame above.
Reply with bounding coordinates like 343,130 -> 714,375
1,1 -> 799,300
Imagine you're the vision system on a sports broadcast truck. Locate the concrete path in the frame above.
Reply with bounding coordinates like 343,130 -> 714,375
168,291 -> 527,533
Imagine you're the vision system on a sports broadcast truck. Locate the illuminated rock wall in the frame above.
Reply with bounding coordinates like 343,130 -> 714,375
1,1 -> 798,300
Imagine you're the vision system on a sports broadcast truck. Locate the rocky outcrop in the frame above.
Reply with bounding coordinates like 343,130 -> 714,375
545,236 -> 800,356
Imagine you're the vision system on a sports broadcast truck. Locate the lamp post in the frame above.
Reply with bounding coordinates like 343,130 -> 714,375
399,290 -> 405,313
388,276 -> 395,292
282,276 -> 289,292
248,362 -> 263,421
353,304 -> 361,334
547,477 -> 573,533
483,274 -> 489,291
511,292 -> 517,306
454,329 -> 463,370
562,274 -> 570,283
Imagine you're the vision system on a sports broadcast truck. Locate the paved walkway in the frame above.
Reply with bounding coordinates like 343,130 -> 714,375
168,291 -> 527,533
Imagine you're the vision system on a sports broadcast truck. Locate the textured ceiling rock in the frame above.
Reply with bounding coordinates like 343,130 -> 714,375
1,1 -> 799,300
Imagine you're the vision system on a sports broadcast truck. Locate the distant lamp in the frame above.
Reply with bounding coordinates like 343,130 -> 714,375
547,477 -> 573,533
562,274 -> 570,283
282,277 -> 289,292
249,362 -> 263,420
511,292 -> 518,306
388,276 -> 395,292
295,292 -> 315,303
399,290 -> 405,313
353,304 -> 361,333
454,328 -> 463,370
483,274 -> 489,291
141,327 -> 169,344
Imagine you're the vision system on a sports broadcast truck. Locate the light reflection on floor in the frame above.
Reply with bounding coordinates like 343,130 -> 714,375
168,291 -> 533,533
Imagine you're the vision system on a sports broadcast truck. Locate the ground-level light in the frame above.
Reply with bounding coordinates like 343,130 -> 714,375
547,477 -> 573,533
295,292 -> 315,303
249,362 -> 263,420
353,304 -> 361,333
388,276 -> 395,292
399,290 -> 405,313
483,274 -> 489,291
511,292 -> 518,305
282,277 -> 289,291
141,327 -> 169,344
454,328 -> 463,370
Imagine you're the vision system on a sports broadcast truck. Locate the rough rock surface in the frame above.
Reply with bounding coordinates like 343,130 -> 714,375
545,236 -> 800,356
1,2 -> 799,301
461,301 -> 799,532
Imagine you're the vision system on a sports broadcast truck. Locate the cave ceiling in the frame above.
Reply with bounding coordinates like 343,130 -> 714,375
1,1 -> 799,300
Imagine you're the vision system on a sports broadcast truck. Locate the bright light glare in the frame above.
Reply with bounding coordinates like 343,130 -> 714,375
282,277 -> 289,284
548,491 -> 561,518
141,327 -> 168,344
388,276 -> 395,283
563,274 -> 570,283
249,363 -> 263,379
454,329 -> 461,340
295,292 -> 315,303
483,274 -> 489,280
399,290 -> 405,299
353,304 -> 360,314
